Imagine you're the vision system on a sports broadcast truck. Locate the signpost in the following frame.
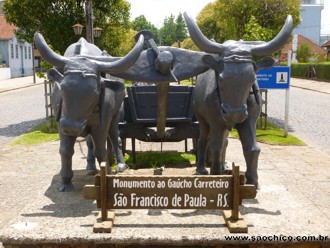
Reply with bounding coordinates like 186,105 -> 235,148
257,65 -> 291,137
84,163 -> 257,233
257,66 -> 290,90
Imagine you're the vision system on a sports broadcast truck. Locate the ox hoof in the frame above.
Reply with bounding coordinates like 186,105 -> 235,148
210,169 -> 221,175
220,162 -> 229,171
86,169 -> 98,175
246,179 -> 260,190
86,164 -> 97,175
86,163 -> 97,172
116,163 -> 129,173
59,183 -> 74,192
195,167 -> 209,175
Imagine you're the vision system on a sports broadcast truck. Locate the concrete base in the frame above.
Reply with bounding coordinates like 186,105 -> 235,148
0,138 -> 329,247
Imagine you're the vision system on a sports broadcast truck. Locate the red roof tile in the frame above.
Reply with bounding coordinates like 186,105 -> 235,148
280,34 -> 327,62
281,34 -> 326,54
0,15 -> 16,40
321,40 -> 330,48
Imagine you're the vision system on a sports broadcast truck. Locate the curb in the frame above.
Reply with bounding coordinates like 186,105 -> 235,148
0,82 -> 44,94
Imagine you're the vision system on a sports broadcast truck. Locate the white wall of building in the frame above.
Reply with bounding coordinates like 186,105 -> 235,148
7,36 -> 33,78
294,1 -> 324,45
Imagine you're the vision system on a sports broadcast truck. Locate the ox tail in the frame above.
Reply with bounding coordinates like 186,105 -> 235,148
55,98 -> 62,122
252,83 -> 260,105
99,87 -> 105,128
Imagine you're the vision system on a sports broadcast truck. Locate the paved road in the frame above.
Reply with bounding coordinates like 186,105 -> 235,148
0,84 -> 45,148
267,86 -> 330,155
0,80 -> 329,157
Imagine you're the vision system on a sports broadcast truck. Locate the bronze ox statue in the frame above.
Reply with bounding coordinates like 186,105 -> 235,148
34,32 -> 144,191
183,13 -> 293,188
35,12 -> 292,192
35,31 -> 208,191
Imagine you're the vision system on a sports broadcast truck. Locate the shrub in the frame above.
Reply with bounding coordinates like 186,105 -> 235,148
296,43 -> 312,63
291,62 -> 330,80
291,63 -> 308,78
315,62 -> 330,79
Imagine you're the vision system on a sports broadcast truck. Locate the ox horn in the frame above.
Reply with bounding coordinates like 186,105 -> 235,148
251,15 -> 293,57
34,32 -> 68,68
95,34 -> 145,74
183,12 -> 224,54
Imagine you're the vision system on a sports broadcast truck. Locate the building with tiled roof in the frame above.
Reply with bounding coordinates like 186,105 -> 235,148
321,40 -> 330,57
0,13 -> 33,78
0,15 -> 15,39
280,34 -> 327,62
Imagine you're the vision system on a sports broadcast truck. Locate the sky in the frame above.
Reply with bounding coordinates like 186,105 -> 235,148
127,0 -> 330,35
321,0 -> 330,35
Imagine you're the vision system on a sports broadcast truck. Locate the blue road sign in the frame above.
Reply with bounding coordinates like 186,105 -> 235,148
257,66 -> 290,89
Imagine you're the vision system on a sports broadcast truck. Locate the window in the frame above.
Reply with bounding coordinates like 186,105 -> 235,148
28,47 -> 31,59
10,44 -> 14,59
15,45 -> 18,59
24,46 -> 27,59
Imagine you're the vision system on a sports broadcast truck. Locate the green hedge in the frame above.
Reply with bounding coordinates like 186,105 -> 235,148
291,62 -> 330,80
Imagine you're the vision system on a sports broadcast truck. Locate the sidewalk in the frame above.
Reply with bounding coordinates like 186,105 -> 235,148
0,138 -> 329,247
291,77 -> 330,94
0,75 -> 44,93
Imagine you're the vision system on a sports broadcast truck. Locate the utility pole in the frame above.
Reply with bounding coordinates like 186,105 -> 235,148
85,1 -> 94,44
73,1 -> 102,43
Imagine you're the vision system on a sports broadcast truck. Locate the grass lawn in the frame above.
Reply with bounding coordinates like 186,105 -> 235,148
124,151 -> 196,169
230,122 -> 305,146
9,120 -> 59,146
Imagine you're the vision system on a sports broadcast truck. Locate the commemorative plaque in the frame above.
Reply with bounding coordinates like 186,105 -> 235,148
84,163 -> 256,233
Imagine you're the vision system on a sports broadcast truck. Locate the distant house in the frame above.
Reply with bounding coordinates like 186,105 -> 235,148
280,34 -> 326,62
0,15 -> 33,78
321,40 -> 330,58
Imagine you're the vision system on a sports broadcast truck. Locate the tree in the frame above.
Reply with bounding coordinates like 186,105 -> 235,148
242,16 -> 273,41
197,0 -> 300,43
3,0 -> 132,55
175,13 -> 188,43
93,0 -> 133,56
196,2 -> 227,42
131,15 -> 159,43
131,15 -> 149,31
180,38 -> 199,51
159,14 -> 176,45
296,43 -> 312,63
159,13 -> 188,46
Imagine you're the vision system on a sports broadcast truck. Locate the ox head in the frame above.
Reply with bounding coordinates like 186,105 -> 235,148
34,32 -> 144,136
184,13 -> 292,125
